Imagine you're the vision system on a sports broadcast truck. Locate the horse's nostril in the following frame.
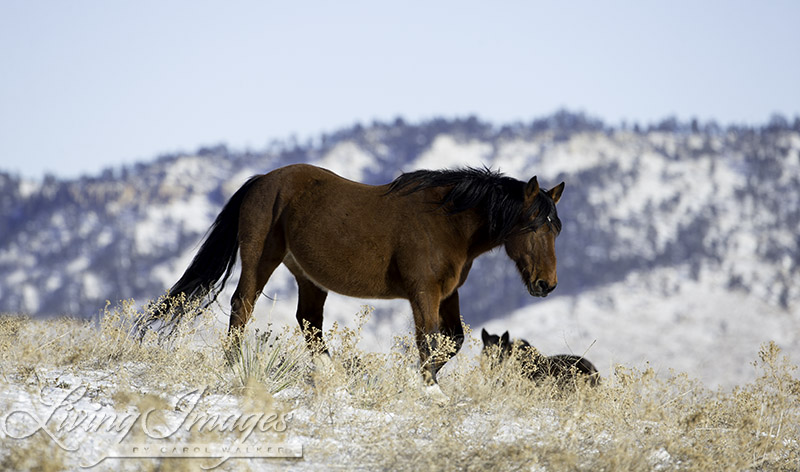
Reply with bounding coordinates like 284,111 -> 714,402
535,280 -> 546,292
535,280 -> 556,294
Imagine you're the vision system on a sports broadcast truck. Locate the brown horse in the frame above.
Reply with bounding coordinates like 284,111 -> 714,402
152,164 -> 565,390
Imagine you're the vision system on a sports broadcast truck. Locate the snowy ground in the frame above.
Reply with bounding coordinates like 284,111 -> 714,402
2,289 -> 799,470
2,262 -> 799,470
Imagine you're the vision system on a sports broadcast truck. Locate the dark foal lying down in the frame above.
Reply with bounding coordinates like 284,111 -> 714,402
481,328 -> 600,387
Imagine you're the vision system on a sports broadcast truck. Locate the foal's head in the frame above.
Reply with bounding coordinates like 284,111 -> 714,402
503,176 -> 565,297
481,328 -> 512,363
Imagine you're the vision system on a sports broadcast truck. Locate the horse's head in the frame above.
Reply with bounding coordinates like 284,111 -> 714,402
481,328 -> 512,363
504,176 -> 565,298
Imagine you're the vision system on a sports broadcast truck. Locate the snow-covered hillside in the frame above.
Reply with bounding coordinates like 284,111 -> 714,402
1,113 -> 799,387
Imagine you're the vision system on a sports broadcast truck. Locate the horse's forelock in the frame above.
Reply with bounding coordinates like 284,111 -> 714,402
523,190 -> 561,234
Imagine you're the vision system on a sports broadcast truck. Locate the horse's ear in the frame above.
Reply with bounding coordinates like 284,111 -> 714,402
525,176 -> 540,199
548,182 -> 565,204
501,331 -> 510,345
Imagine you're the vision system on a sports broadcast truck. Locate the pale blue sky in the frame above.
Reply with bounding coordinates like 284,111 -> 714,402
1,1 -> 798,179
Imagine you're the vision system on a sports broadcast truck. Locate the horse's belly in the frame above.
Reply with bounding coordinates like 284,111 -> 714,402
282,250 -> 400,299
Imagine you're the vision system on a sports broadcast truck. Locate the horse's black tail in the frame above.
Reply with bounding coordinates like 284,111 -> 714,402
167,175 -> 261,304
139,175 -> 261,337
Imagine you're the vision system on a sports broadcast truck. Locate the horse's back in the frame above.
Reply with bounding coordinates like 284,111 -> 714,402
264,163 -> 382,193
546,354 -> 600,385
249,165 -> 425,299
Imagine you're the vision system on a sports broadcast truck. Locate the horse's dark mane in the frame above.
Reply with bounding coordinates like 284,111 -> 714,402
387,167 -> 560,243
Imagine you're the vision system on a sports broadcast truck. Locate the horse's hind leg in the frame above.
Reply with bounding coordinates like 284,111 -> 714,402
228,229 -> 286,357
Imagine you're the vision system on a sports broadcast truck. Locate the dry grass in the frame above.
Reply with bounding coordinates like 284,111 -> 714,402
1,302 -> 799,471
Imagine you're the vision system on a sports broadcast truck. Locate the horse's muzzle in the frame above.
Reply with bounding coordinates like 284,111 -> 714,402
528,279 -> 556,297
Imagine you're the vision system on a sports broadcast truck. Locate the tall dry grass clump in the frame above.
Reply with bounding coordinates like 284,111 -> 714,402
223,323 -> 311,394
0,298 -> 227,390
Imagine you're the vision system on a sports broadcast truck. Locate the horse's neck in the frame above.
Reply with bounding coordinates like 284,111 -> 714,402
412,184 -> 510,257
447,209 -> 501,257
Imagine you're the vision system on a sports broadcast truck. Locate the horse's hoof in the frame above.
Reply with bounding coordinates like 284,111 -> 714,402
423,384 -> 450,406
312,353 -> 335,374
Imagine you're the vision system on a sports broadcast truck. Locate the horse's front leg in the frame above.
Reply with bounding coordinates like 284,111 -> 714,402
410,288 -> 443,385
430,290 -> 464,379
410,288 -> 454,405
